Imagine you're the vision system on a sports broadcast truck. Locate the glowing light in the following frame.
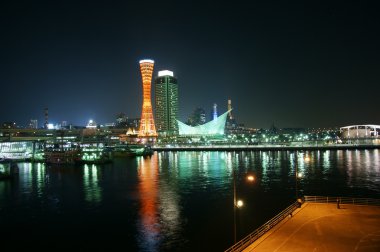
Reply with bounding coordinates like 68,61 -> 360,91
236,200 -> 244,208
139,59 -> 154,64
247,175 -> 255,182
158,70 -> 174,77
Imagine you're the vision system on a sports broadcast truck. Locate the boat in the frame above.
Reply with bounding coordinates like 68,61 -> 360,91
44,148 -> 81,165
107,144 -> 153,157
77,146 -> 113,164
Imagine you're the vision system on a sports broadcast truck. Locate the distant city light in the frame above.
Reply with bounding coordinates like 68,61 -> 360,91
158,70 -> 174,77
86,119 -> 97,129
47,123 -> 54,129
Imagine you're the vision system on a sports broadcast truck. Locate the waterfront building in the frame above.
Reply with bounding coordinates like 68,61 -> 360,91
138,59 -> 157,137
154,70 -> 179,136
177,110 -> 229,136
340,125 -> 380,138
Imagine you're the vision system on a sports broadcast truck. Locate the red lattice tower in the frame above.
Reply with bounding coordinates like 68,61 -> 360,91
138,59 -> 157,137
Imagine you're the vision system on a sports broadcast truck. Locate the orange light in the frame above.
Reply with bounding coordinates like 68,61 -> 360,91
247,175 -> 255,182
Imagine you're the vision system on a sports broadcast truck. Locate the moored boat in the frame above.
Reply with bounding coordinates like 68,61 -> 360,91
77,147 -> 113,164
44,149 -> 81,165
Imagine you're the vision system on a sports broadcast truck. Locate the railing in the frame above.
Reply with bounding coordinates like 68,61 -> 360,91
304,195 -> 380,206
224,200 -> 301,252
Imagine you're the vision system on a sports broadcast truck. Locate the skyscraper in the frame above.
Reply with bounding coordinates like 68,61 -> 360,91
138,59 -> 157,137
154,70 -> 178,135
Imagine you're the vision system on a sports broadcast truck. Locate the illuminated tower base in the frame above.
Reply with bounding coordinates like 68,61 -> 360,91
138,59 -> 157,137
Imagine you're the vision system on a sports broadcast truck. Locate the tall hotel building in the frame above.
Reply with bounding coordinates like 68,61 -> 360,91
154,70 -> 179,135
138,59 -> 157,137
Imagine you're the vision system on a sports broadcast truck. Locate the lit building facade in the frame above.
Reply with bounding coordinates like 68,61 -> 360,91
138,59 -> 157,137
177,110 -> 230,136
340,125 -> 380,138
154,70 -> 178,135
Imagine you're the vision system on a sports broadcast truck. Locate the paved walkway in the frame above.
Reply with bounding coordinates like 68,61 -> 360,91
244,203 -> 380,252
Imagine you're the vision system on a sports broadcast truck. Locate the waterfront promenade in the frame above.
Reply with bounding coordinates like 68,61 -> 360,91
154,144 -> 380,151
243,201 -> 380,252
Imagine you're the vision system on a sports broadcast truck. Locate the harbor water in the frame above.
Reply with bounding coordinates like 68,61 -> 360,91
0,149 -> 379,251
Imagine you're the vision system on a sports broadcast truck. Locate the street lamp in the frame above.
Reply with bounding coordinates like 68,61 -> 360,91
233,169 -> 255,244
295,151 -> 299,200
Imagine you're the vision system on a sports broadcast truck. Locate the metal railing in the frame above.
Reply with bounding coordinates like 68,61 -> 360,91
304,195 -> 380,206
224,200 -> 301,252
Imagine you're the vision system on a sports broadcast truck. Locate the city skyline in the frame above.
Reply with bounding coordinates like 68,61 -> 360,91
1,1 -> 379,128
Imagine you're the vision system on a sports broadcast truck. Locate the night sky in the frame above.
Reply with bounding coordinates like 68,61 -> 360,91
1,0 -> 379,128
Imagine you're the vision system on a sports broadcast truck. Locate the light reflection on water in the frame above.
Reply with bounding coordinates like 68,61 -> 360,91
83,164 -> 102,204
0,150 -> 379,251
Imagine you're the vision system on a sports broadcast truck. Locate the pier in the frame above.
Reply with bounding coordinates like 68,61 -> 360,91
225,196 -> 380,252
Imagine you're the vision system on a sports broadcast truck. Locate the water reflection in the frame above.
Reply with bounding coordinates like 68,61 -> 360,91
0,150 -> 379,252
137,155 -> 161,251
83,164 -> 102,203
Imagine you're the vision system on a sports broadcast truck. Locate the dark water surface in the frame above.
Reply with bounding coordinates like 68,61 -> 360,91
0,150 -> 379,251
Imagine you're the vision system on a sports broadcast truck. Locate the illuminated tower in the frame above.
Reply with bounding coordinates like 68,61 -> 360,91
212,103 -> 218,121
154,70 -> 178,135
138,59 -> 157,137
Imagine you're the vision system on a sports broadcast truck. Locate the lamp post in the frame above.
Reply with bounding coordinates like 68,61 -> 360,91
295,151 -> 299,200
233,168 -> 254,244
295,151 -> 305,200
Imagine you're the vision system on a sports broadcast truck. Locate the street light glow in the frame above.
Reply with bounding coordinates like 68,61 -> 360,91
247,175 -> 255,182
236,200 -> 244,208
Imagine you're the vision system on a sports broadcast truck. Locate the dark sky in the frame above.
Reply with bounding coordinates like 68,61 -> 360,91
1,0 -> 379,128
